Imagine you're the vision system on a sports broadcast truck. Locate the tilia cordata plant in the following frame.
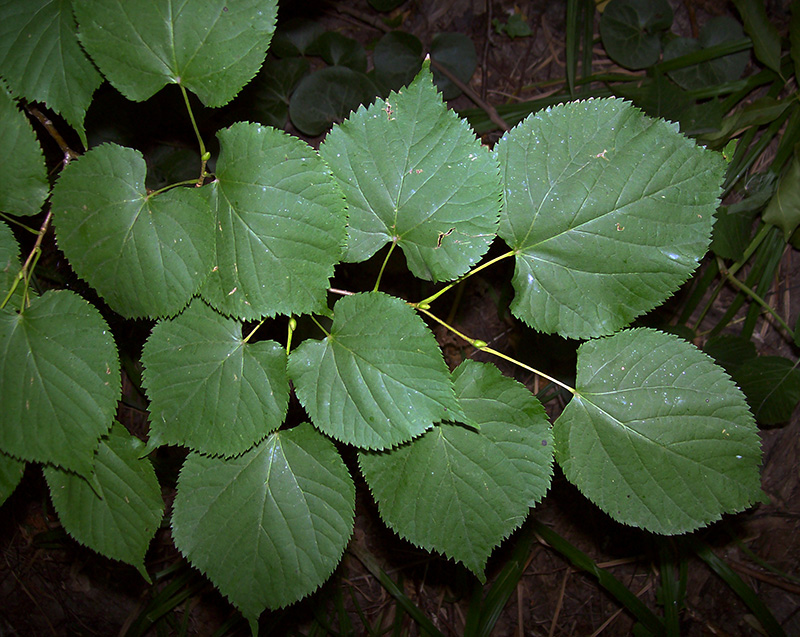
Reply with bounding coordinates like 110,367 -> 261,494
0,0 -> 762,632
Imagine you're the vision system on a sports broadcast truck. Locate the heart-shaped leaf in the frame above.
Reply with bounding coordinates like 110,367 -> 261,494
359,360 -> 552,579
373,31 -> 422,92
0,290 -> 119,476
171,423 -> 355,629
320,61 -> 500,282
288,292 -> 462,449
43,422 -> 164,579
142,299 -> 289,457
554,328 -> 761,534
494,98 -> 725,339
0,80 -> 48,216
199,122 -> 346,320
732,356 -> 800,425
599,0 -> 673,69
74,0 -> 277,106
51,143 -> 215,319
0,0 -> 103,147
430,33 -> 477,100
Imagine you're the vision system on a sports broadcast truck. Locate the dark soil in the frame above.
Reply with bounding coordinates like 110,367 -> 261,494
2,1 -> 799,635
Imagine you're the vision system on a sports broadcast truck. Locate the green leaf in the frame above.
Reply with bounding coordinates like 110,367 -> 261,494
269,18 -> 324,57
0,80 -> 48,216
142,299 -> 289,457
0,221 -> 24,308
320,62 -> 500,282
171,423 -> 355,626
0,290 -> 120,476
316,32 -> 367,72
553,328 -> 761,534
51,143 -> 214,319
373,31 -> 422,92
0,451 -> 25,506
731,0 -> 781,73
200,122 -> 346,320
664,17 -> 750,91
494,98 -> 724,339
231,56 -> 310,129
599,0 -> 673,70
288,292 -> 462,449
0,0 -> 103,147
289,66 -> 378,137
732,356 -> 800,425
43,422 -> 164,579
763,156 -> 800,240
494,13 -> 532,39
74,0 -> 277,106
359,360 -> 552,579
430,33 -> 477,100
704,334 -> 757,375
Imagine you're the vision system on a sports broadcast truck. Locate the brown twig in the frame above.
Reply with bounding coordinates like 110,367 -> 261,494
26,105 -> 80,166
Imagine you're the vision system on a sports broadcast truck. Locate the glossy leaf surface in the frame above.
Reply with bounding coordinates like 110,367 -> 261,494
321,62 -> 500,282
44,422 -> 164,579
554,328 -> 761,534
359,360 -> 552,578
288,292 -> 462,449
51,143 -> 214,318
200,122 -> 346,320
0,0 -> 103,146
495,98 -> 724,339
142,299 -> 289,457
171,424 -> 354,627
0,290 -> 119,476
74,0 -> 277,106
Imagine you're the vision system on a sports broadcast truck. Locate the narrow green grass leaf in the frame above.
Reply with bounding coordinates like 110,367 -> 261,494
732,0 -> 781,73
43,422 -> 164,580
200,123 -> 346,320
51,144 -> 215,319
142,299 -> 289,457
0,0 -> 103,147
320,61 -> 500,282
0,80 -> 48,216
0,290 -> 119,476
0,451 -> 25,506
171,424 -> 355,625
74,0 -> 277,107
289,292 -> 461,449
554,328 -> 761,534
359,360 -> 552,579
495,98 -> 724,339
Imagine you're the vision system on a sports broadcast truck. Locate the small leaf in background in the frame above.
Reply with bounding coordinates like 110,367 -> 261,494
711,203 -> 760,261
171,424 -> 355,630
269,17 -> 325,57
231,56 -> 310,129
373,31 -> 423,91
0,451 -> 25,506
0,80 -> 48,217
430,32 -> 477,100
288,292 -> 462,450
664,17 -> 750,91
51,143 -> 215,319
732,356 -> 800,425
494,98 -> 724,339
599,0 -> 673,69
554,328 -> 761,535
43,422 -> 164,580
359,360 -> 552,579
74,0 -> 277,107
493,12 -> 532,39
320,62 -> 500,282
732,0 -> 781,73
142,299 -> 289,457
315,32 -> 367,72
704,334 -> 758,375
0,0 -> 103,147
763,156 -> 800,240
289,66 -> 379,136
200,122 -> 346,320
0,290 -> 120,477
